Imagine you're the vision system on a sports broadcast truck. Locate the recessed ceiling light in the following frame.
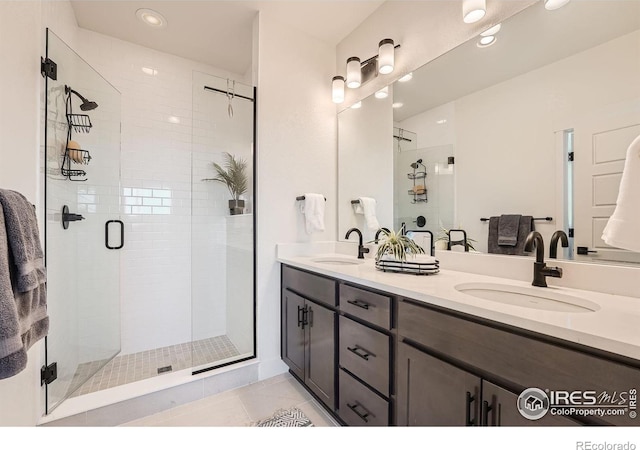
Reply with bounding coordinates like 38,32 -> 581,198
480,23 -> 501,37
168,116 -> 180,124
351,101 -> 362,109
141,67 -> 158,76
375,86 -> 389,99
436,119 -> 447,125
398,73 -> 413,83
392,102 -> 404,109
477,35 -> 497,48
136,8 -> 167,28
544,0 -> 571,11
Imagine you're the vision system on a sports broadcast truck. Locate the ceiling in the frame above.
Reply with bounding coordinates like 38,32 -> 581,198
70,1 -> 384,75
393,0 -> 640,121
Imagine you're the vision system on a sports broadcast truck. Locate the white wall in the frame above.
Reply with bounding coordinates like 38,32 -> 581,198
0,0 -> 46,427
254,10 -> 337,379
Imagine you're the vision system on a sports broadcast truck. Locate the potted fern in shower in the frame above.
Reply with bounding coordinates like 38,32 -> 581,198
204,152 -> 249,215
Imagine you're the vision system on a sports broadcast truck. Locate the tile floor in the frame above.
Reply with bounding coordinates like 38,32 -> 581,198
71,335 -> 240,397
119,372 -> 339,427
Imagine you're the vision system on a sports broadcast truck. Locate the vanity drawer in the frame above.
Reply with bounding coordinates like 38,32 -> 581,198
398,299 -> 640,426
282,265 -> 337,307
339,369 -> 389,426
339,316 -> 390,397
340,283 -> 392,329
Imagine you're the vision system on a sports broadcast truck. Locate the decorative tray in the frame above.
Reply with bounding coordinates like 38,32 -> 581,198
375,258 -> 440,275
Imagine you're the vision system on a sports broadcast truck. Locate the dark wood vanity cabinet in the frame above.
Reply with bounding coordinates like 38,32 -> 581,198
397,342 -> 580,426
281,264 -> 640,427
281,266 -> 337,411
337,283 -> 394,426
397,298 -> 640,426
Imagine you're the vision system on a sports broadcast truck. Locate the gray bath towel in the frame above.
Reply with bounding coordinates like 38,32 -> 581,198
0,190 -> 46,293
0,195 -> 48,379
488,216 -> 534,256
497,214 -> 521,246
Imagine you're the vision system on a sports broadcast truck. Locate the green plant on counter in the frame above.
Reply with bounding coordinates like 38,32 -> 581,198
373,226 -> 425,261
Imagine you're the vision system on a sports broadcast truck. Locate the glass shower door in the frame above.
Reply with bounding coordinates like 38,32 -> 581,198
43,30 -> 121,413
191,72 -> 256,372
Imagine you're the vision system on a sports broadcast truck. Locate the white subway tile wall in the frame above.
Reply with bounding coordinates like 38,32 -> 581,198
69,29 -> 251,357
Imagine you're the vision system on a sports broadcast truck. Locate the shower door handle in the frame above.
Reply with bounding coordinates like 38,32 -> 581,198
105,220 -> 124,250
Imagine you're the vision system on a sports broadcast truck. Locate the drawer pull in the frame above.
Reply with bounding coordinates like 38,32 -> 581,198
347,402 -> 370,423
347,345 -> 373,360
465,391 -> 476,426
347,299 -> 372,310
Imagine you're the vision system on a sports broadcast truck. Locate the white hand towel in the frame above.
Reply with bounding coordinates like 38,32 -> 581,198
357,197 -> 380,231
602,134 -> 640,252
300,193 -> 325,234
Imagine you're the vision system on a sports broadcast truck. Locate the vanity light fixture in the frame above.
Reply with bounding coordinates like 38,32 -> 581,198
398,72 -> 413,82
331,38 -> 399,103
378,39 -> 395,75
346,57 -> 362,88
351,101 -> 362,109
332,76 -> 345,104
136,8 -> 167,28
463,0 -> 486,24
375,86 -> 389,99
544,0 -> 571,10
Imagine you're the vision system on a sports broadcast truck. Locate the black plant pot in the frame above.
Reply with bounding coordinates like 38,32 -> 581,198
229,199 -> 245,215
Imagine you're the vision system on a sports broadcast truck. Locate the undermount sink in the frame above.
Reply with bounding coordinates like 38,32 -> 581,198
311,256 -> 365,266
455,282 -> 600,313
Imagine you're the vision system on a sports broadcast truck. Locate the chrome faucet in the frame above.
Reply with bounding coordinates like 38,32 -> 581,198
549,230 -> 569,259
524,231 -> 563,287
345,228 -> 370,259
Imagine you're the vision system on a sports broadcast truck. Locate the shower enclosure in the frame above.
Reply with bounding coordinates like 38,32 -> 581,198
42,30 -> 256,415
393,127 -> 455,235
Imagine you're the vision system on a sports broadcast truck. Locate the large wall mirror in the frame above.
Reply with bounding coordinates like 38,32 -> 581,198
338,0 -> 640,266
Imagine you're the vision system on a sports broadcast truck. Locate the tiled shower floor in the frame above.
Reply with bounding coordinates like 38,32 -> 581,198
71,335 -> 240,397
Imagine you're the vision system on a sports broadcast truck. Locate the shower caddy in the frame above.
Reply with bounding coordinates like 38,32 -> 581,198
62,85 -> 92,181
408,161 -> 427,203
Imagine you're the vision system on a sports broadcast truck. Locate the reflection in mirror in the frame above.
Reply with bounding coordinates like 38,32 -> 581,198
339,0 -> 640,266
338,90 -> 393,243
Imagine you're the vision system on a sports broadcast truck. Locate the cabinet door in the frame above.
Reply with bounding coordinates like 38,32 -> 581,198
482,381 -> 581,426
282,289 -> 305,380
306,300 -> 336,410
397,342 -> 481,426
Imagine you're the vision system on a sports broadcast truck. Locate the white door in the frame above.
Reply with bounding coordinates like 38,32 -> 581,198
573,104 -> 640,264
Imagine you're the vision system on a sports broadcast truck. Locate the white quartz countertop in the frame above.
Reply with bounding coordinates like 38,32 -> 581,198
278,251 -> 640,362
